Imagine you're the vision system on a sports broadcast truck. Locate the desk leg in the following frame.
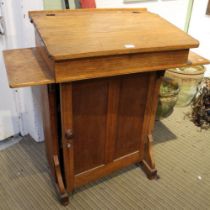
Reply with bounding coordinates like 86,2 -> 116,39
41,85 -> 69,205
60,83 -> 74,194
139,71 -> 164,179
53,155 -> 69,205
141,135 -> 158,179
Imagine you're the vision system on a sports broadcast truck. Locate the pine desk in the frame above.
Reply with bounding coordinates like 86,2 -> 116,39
3,8 -> 210,205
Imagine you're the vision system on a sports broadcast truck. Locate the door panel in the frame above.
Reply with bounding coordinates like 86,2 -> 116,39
73,79 -> 108,174
72,74 -> 149,174
114,74 -> 149,159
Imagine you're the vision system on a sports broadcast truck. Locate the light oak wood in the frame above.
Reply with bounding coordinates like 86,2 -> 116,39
29,9 -> 199,61
3,49 -> 210,88
187,51 -> 210,66
55,51 -> 210,83
35,30 -> 55,75
29,8 -> 148,17
55,50 -> 189,83
3,48 -> 54,88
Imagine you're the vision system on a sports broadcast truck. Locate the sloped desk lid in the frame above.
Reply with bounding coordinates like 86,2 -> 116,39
29,9 -> 199,61
3,48 -> 210,88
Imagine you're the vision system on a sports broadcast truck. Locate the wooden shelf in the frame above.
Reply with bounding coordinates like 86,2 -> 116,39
187,51 -> 210,66
3,48 -> 55,88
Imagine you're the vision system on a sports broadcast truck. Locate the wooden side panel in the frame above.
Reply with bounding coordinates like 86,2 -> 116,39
72,79 -> 109,174
35,30 -> 55,75
140,71 -> 164,178
114,74 -> 150,159
41,84 -> 59,178
60,83 -> 74,192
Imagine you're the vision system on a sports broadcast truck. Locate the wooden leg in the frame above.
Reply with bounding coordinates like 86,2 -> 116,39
53,155 -> 69,206
141,134 -> 159,180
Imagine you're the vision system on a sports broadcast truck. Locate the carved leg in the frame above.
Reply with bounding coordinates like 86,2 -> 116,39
53,155 -> 69,206
141,134 -> 159,180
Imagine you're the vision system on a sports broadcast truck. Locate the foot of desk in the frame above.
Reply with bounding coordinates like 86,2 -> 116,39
53,155 -> 69,206
141,160 -> 158,180
141,134 -> 159,180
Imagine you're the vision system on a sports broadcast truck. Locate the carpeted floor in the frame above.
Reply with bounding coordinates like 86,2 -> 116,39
0,108 -> 210,210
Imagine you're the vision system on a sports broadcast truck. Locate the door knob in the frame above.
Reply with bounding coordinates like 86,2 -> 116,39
65,129 -> 73,140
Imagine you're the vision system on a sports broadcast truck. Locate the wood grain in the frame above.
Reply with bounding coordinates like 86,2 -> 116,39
139,72 -> 156,155
29,8 -> 147,17
35,30 -> 55,75
55,50 -> 189,83
75,151 -> 141,188
3,48 -> 54,88
187,51 -> 210,66
140,71 -> 164,153
104,79 -> 120,164
139,71 -> 164,179
114,74 -> 149,159
4,49 -> 209,88
29,9 -> 199,60
40,85 -> 60,179
53,155 -> 69,205
60,83 -> 74,192
3,8 -> 210,205
72,79 -> 108,174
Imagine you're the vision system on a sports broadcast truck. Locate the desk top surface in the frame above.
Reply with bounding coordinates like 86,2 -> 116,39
29,8 -> 199,61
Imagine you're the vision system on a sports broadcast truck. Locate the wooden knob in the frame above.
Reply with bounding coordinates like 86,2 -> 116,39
65,129 -> 73,140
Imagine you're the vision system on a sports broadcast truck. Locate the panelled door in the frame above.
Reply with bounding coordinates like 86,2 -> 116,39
60,72 -> 151,180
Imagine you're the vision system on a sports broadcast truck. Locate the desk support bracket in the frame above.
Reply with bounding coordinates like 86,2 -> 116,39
141,134 -> 158,180
53,155 -> 69,206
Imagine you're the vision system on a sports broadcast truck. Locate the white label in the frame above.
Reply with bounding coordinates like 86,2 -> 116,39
124,44 -> 135,49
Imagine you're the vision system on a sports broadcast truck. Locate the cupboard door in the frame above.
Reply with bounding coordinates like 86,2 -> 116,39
114,73 -> 150,159
73,79 -> 108,174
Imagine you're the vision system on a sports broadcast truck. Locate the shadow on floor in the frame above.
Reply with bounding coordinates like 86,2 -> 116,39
153,121 -> 177,144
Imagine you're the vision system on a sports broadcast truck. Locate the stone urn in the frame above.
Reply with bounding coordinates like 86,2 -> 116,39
156,77 -> 180,119
165,65 -> 206,107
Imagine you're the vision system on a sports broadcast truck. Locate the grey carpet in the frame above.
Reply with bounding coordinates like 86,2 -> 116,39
0,108 -> 210,210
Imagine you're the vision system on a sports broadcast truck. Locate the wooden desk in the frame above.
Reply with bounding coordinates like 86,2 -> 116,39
3,8 -> 209,205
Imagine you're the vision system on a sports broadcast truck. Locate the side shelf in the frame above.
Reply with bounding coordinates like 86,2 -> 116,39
187,51 -> 210,66
3,48 -> 55,88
